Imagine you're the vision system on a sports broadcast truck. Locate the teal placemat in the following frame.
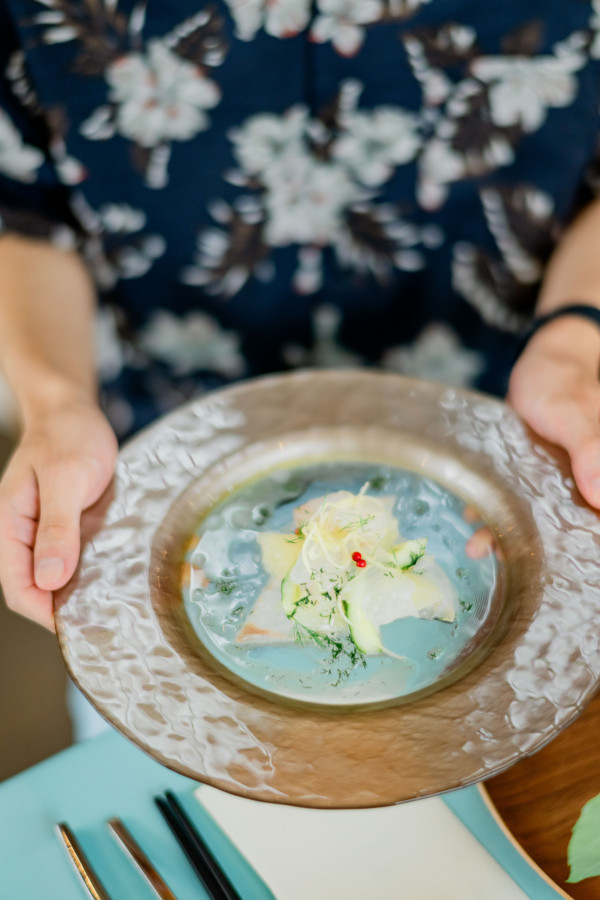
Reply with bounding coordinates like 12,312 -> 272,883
0,730 -> 567,899
0,731 -> 273,900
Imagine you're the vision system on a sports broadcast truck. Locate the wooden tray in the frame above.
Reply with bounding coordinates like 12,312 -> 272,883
487,691 -> 600,899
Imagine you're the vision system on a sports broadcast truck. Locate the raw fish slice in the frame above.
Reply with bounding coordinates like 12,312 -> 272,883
293,491 -> 397,540
293,493 -> 347,528
337,552 -> 456,630
236,578 -> 293,643
344,568 -> 424,626
333,494 -> 399,548
182,562 -> 209,590
411,555 -> 457,622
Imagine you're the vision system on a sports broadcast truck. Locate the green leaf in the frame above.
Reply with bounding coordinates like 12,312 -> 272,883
567,793 -> 600,882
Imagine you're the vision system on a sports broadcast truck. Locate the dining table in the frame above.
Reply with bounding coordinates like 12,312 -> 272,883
0,691 -> 598,900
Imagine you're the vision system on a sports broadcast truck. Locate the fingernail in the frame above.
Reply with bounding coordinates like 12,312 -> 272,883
35,557 -> 65,587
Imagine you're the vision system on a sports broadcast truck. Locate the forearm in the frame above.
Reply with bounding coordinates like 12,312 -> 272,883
0,235 -> 98,427
533,198 -> 600,371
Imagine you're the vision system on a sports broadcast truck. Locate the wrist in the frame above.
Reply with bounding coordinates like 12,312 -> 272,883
526,315 -> 600,374
17,369 -> 98,430
523,307 -> 600,375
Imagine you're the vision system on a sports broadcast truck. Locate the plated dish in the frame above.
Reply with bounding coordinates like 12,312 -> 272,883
182,462 -> 497,706
55,371 -> 600,808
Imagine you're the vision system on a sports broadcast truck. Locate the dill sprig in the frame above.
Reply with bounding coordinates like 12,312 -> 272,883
338,512 -> 376,534
292,620 -> 367,685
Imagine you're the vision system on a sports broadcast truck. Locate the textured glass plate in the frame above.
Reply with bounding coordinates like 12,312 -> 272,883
55,371 -> 600,808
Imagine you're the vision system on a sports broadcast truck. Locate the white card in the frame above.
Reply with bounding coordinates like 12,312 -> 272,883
195,786 -> 529,900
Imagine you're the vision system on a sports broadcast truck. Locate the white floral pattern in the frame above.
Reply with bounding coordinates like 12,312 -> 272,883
95,305 -> 126,382
310,0 -> 384,57
451,185 -> 557,332
403,24 -> 476,106
265,157 -> 358,245
224,0 -> 311,41
452,242 -> 528,333
80,39 -> 222,187
29,1 -> 227,188
283,305 -> 364,367
406,28 -> 587,211
138,310 -> 246,377
333,92 -> 421,186
591,0 -> 600,59
183,80 -> 430,296
0,108 -> 44,182
71,195 -> 167,290
229,107 -> 308,176
381,323 -> 484,387
480,185 -> 553,284
103,43 -> 220,149
5,51 -> 41,115
471,52 -> 583,133
224,0 -> 433,51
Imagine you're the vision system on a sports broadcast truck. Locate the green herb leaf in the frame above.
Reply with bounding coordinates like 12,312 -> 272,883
567,793 -> 600,882
215,578 -> 237,595
291,620 -> 366,684
339,513 -> 376,534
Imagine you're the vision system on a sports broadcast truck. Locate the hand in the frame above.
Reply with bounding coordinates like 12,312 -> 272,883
0,393 -> 118,630
508,316 -> 600,509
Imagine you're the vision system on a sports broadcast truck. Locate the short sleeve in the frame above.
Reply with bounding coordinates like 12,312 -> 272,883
0,4 -> 81,244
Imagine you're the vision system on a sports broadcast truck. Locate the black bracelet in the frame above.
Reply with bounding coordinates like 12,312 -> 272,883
514,303 -> 600,361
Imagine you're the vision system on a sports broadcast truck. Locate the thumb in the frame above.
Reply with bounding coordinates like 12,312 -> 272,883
34,465 -> 89,591
567,426 -> 600,509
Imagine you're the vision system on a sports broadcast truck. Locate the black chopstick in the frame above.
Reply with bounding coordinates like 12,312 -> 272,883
154,792 -> 242,900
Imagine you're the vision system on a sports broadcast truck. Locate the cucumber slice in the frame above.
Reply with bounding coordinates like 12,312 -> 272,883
281,571 -> 302,617
391,538 -> 427,569
341,599 -> 383,655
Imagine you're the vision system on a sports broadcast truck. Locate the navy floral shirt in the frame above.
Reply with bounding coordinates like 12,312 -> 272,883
1,0 -> 600,436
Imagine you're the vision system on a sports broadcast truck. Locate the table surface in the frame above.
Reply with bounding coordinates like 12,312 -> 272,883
1,693 -> 598,898
487,690 -> 600,900
0,728 -> 570,900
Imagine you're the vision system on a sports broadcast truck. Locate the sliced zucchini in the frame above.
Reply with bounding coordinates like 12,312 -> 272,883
341,599 -> 383,655
281,571 -> 302,617
391,538 -> 427,569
